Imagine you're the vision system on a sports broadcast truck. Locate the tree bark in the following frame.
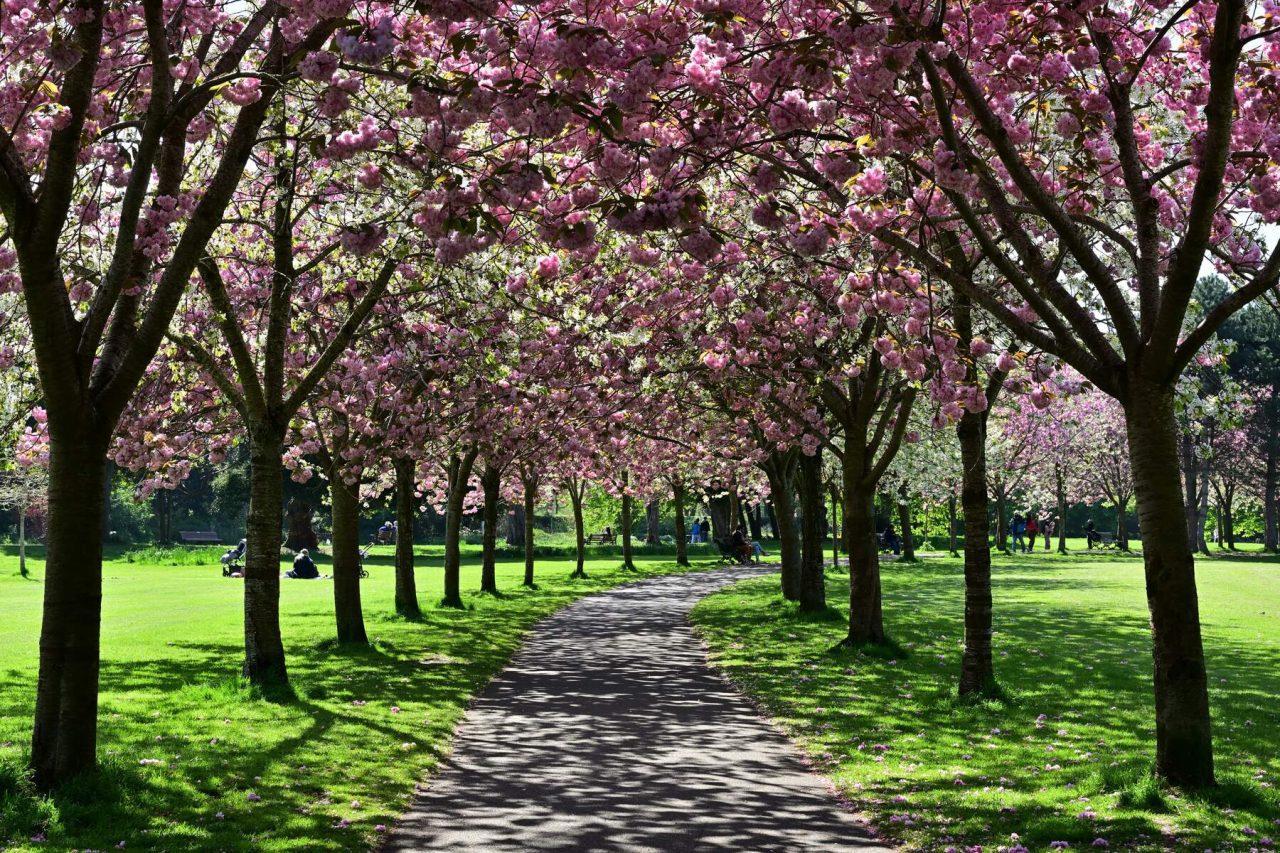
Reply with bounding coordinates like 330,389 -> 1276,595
797,451 -> 826,612
243,430 -> 288,687
843,481 -> 882,643
393,458 -> 420,619
644,499 -> 661,545
765,501 -> 779,539
1125,382 -> 1215,787
506,503 -> 525,548
1222,489 -> 1235,550
993,481 -> 1008,552
1056,466 -> 1069,554
522,473 -> 536,587
441,449 -> 477,609
947,494 -> 959,557
673,479 -> 690,567
706,488 -> 731,540
1266,440 -> 1278,552
1196,461 -> 1211,555
897,484 -> 915,562
830,484 -> 841,569
1182,432 -> 1199,553
957,410 -> 996,696
479,463 -> 500,594
285,498 -> 318,553
1116,498 -> 1128,551
747,503 -> 763,540
31,430 -> 107,790
18,508 -> 28,578
329,472 -> 368,645
620,471 -> 637,571
763,452 -> 800,600
569,481 -> 587,579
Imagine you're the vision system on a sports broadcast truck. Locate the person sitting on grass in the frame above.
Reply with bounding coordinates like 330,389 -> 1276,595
729,528 -> 754,563
286,548 -> 319,579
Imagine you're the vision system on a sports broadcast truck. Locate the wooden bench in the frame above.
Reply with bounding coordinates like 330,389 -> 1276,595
178,530 -> 220,545
586,533 -> 615,545
1096,531 -> 1117,548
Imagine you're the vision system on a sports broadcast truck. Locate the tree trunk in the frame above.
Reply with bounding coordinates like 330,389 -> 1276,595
1266,440 -> 1278,552
748,503 -> 763,540
842,456 -> 882,644
1223,490 -> 1235,550
393,458 -> 420,619
1056,466 -> 1069,554
243,430 -> 288,687
948,493 -> 958,557
522,475 -> 536,587
897,485 -> 915,562
18,508 -> 28,578
957,411 -> 996,696
994,482 -> 1008,552
285,498 -> 319,553
506,503 -> 525,548
620,472 -> 637,571
765,501 -> 779,538
330,473 -> 368,645
797,451 -> 826,612
442,450 -> 477,609
569,483 -> 587,579
1182,432 -> 1199,553
1124,382 -> 1215,787
1196,462 -> 1210,555
479,463 -> 500,594
673,480 -> 690,567
1116,498 -> 1129,551
644,499 -> 660,545
830,484 -> 841,569
764,455 -> 801,601
31,430 -> 107,790
707,489 -> 731,540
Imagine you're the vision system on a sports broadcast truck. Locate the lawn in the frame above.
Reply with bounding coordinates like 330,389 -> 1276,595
691,550 -> 1280,851
0,543 -> 710,851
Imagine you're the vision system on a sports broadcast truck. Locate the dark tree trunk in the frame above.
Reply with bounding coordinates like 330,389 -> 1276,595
506,503 -> 525,548
522,474 -> 536,587
1056,466 -> 1069,554
442,450 -> 477,609
957,410 -> 996,696
765,501 -> 779,538
897,485 -> 916,562
1116,497 -> 1130,551
763,452 -> 800,600
330,473 -> 368,645
747,503 -> 763,540
1182,432 -> 1199,553
569,482 -> 587,579
842,445 -> 883,644
1222,490 -> 1235,550
735,493 -> 751,535
993,482 -> 1008,552
285,498 -> 318,553
243,430 -> 288,687
620,472 -> 637,571
948,494 -> 959,557
673,480 -> 690,567
31,429 -> 108,790
830,484 -> 841,570
479,463 -> 500,594
707,489 -> 732,540
393,458 -> 420,619
796,451 -> 826,612
645,499 -> 660,545
1266,441 -> 1278,552
1125,382 -> 1215,788
1196,462 -> 1211,555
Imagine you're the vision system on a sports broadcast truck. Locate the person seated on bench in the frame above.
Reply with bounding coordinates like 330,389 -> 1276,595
286,549 -> 319,579
604,527 -> 615,544
729,528 -> 753,563
882,523 -> 901,556
221,539 -> 247,578
376,519 -> 396,544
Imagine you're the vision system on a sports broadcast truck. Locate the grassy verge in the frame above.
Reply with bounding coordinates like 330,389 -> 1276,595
690,551 -> 1280,851
0,545 -> 710,851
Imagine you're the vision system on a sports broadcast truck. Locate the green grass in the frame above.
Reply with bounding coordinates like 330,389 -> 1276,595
690,550 -> 1280,851
0,544 -> 710,851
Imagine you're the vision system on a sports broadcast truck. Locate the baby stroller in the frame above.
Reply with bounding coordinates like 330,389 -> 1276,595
359,540 -> 374,578
221,539 -> 246,577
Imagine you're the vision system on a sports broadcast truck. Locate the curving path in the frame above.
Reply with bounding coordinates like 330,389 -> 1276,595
386,566 -> 890,852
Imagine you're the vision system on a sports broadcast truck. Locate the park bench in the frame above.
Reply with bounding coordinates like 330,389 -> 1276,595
1096,531 -> 1117,549
586,533 -> 615,545
177,530 -> 220,545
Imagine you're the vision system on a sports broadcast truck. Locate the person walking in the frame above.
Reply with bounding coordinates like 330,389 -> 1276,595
1010,513 -> 1026,553
1025,516 -> 1038,554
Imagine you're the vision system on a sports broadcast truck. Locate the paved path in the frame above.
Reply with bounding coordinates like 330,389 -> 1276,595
387,566 -> 890,852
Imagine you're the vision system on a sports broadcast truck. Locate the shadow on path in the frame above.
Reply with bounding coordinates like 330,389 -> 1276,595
385,565 -> 889,852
